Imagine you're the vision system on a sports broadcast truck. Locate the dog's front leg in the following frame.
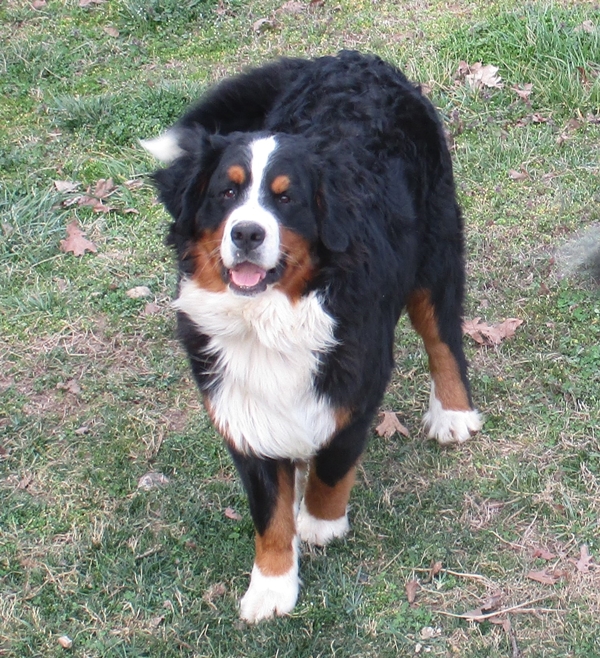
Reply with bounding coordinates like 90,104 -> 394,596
228,450 -> 298,623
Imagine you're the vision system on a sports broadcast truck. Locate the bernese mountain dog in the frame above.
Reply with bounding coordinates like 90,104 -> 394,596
141,50 -> 482,623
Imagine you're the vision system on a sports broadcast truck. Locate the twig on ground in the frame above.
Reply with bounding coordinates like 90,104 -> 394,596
436,595 -> 558,622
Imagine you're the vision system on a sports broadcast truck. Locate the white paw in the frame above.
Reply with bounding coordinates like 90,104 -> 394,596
239,563 -> 299,623
424,387 -> 482,445
296,500 -> 349,546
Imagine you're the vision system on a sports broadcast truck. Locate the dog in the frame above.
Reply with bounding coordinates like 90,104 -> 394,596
141,50 -> 482,623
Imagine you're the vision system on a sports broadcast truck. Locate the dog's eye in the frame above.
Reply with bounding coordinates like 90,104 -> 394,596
278,193 -> 291,204
222,188 -> 237,200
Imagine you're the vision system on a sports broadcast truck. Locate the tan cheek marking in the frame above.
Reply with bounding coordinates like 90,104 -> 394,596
406,289 -> 470,410
227,165 -> 246,186
271,175 -> 290,195
190,224 -> 227,293
255,465 -> 296,576
304,464 -> 356,521
275,228 -> 315,302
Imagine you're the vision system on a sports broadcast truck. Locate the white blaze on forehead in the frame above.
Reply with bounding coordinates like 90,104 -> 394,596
247,136 -> 278,200
221,136 -> 281,271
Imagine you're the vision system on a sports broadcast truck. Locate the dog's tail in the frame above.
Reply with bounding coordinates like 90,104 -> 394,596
141,58 -> 310,163
557,225 -> 600,283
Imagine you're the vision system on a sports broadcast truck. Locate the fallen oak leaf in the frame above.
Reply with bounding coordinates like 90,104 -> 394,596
253,17 -> 276,32
427,560 -> 443,581
376,411 -> 410,438
60,221 -> 98,257
464,62 -> 503,90
463,317 -> 523,346
92,178 -> 116,199
126,286 -> 152,299
508,168 -> 530,181
54,180 -> 80,193
462,592 -> 504,621
56,379 -> 81,395
202,582 -> 227,609
224,507 -> 242,521
532,547 -> 556,561
57,635 -> 73,649
526,569 -> 561,585
124,178 -> 144,190
571,544 -> 595,573
137,472 -> 169,490
512,83 -> 533,101
405,578 -> 419,604
495,318 -> 524,340
574,20 -> 596,34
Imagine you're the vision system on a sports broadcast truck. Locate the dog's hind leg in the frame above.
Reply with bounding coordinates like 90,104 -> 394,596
407,288 -> 482,444
227,452 -> 299,623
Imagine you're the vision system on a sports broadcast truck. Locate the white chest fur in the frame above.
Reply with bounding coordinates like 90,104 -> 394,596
173,279 -> 338,459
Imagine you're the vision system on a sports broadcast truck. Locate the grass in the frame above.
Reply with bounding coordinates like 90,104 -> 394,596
1,0 -> 600,656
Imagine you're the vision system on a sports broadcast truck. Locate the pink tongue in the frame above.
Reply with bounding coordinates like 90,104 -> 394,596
230,263 -> 266,288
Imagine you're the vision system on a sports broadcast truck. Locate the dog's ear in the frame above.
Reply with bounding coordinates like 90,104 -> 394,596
148,128 -> 228,246
316,170 -> 352,253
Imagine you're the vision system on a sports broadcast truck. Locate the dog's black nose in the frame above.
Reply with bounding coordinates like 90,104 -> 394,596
231,222 -> 266,251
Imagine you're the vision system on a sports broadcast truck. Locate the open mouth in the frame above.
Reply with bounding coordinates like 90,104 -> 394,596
226,261 -> 281,295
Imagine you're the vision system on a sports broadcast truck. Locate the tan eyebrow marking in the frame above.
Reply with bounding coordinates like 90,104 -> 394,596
227,165 -> 246,185
271,175 -> 290,195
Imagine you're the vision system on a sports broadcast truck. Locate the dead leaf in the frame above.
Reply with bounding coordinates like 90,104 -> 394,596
59,221 -> 98,257
512,83 -> 533,101
253,17 -> 275,32
532,547 -> 556,561
462,317 -> 523,346
428,560 -> 443,581
531,113 -> 549,123
123,207 -> 139,214
277,0 -> 305,13
31,0 -> 46,8
137,472 -> 169,491
148,615 -> 164,629
495,318 -> 524,340
144,302 -> 160,315
57,635 -> 73,649
508,168 -> 530,181
124,178 -> 144,190
202,582 -> 227,609
575,20 -> 595,34
54,181 -> 79,196
92,178 -> 116,198
18,473 -> 34,490
526,569 -> 560,585
74,426 -> 90,435
57,379 -> 81,395
462,592 -> 503,620
405,579 -> 419,603
460,62 -> 503,90
103,26 -> 119,37
224,507 -> 242,521
375,411 -> 410,438
572,544 -> 595,573
126,286 -> 152,299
